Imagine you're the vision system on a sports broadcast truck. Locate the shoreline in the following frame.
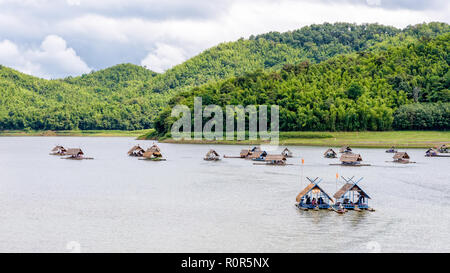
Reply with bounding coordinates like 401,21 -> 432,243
0,129 -> 153,138
158,131 -> 450,148
158,139 -> 448,149
1,130 -> 448,148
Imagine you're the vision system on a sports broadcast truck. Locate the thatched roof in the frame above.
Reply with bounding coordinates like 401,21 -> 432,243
248,151 -> 267,159
265,154 -> 286,161
340,153 -> 362,163
51,145 -> 66,152
143,144 -> 162,158
393,152 -> 410,160
240,149 -> 251,157
205,149 -> 219,157
296,183 -> 333,202
128,145 -> 145,155
324,148 -> 336,156
334,183 -> 371,199
339,146 -> 352,153
281,148 -> 293,156
66,148 -> 84,156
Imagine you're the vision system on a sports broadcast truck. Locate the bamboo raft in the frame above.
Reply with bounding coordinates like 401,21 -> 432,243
253,162 -> 293,166
138,158 -> 166,161
329,163 -> 371,167
385,161 -> 416,164
61,148 -> 93,160
426,154 -> 450,157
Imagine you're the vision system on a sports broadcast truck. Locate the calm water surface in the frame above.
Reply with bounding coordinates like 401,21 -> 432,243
0,137 -> 449,252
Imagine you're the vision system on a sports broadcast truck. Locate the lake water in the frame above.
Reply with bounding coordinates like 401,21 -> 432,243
0,137 -> 449,253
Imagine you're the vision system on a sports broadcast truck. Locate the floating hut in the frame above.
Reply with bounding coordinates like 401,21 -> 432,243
249,150 -> 268,161
127,145 -> 145,157
425,148 -> 439,157
333,153 -> 370,166
50,145 -> 67,155
392,152 -> 411,164
324,148 -> 337,158
296,177 -> 333,210
333,177 -> 373,211
263,154 -> 287,165
63,148 -> 93,160
339,146 -> 352,154
437,144 -> 448,153
281,148 -> 293,158
140,144 -> 166,161
385,146 -> 397,153
425,148 -> 450,157
204,149 -> 220,161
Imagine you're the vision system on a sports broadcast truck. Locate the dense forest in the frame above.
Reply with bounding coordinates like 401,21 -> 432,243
153,32 -> 450,135
0,22 -> 449,131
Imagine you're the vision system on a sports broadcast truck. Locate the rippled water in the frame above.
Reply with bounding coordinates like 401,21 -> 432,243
0,137 -> 449,253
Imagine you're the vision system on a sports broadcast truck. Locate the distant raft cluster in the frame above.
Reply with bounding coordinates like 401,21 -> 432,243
128,144 -> 166,161
49,146 -> 93,160
48,142 -> 449,216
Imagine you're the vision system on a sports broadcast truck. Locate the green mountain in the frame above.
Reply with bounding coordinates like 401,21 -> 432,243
153,32 -> 450,135
63,63 -> 158,91
0,22 -> 449,131
143,22 -> 449,95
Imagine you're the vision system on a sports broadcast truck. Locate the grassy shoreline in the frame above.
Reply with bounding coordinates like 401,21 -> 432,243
158,131 -> 450,148
0,129 -> 153,137
1,130 -> 448,148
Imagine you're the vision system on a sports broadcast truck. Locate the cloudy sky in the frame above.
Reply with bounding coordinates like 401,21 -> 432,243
0,0 -> 448,79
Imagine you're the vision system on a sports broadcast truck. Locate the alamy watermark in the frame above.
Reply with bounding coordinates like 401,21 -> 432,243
170,97 -> 279,145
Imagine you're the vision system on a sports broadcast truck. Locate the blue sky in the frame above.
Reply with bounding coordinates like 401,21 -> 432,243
0,0 -> 448,79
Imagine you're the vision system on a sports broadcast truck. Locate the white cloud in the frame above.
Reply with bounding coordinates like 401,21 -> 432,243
0,0 -> 448,78
141,43 -> 186,73
67,0 -> 81,7
0,35 -> 91,79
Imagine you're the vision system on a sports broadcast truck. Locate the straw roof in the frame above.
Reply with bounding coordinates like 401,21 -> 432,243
66,148 -> 84,156
205,149 -> 220,157
240,149 -> 251,157
296,183 -> 333,202
127,145 -> 145,155
143,144 -> 162,158
339,146 -> 352,153
265,154 -> 286,161
324,148 -> 336,156
147,144 -> 161,153
334,183 -> 371,199
51,145 -> 66,152
340,153 -> 362,163
393,152 -> 410,160
248,151 -> 267,159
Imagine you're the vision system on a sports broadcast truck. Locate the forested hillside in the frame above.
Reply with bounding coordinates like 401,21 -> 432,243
153,32 -> 450,135
0,64 -> 167,130
0,22 -> 448,131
